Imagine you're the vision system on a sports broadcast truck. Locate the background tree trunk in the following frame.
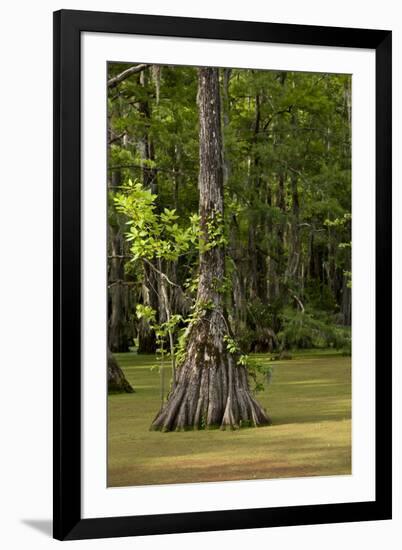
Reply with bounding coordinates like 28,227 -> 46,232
151,67 -> 271,431
108,349 -> 134,393
137,68 -> 158,353
108,221 -> 135,353
107,125 -> 136,353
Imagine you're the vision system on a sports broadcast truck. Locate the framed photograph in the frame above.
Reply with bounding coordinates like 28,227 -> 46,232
53,9 -> 392,541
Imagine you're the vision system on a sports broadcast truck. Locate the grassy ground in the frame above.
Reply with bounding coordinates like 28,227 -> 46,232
108,351 -> 351,487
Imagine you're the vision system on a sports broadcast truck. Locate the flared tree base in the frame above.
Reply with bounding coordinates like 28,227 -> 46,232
108,350 -> 134,394
150,322 -> 271,431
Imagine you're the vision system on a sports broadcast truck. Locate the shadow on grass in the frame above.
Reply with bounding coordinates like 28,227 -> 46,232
108,352 -> 352,487
110,442 -> 351,487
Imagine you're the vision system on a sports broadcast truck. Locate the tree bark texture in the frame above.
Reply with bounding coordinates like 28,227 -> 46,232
107,141 -> 136,352
151,67 -> 271,431
108,225 -> 135,353
108,349 -> 134,393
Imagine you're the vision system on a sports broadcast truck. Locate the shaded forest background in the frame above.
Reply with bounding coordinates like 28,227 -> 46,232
107,63 -> 352,385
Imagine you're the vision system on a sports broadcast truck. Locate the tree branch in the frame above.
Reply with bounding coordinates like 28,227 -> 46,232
108,64 -> 151,89
108,131 -> 126,145
288,288 -> 305,313
108,280 -> 136,288
143,258 -> 182,289
108,163 -> 197,178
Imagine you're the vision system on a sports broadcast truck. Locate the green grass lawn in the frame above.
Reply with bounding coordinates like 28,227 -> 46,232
108,351 -> 351,487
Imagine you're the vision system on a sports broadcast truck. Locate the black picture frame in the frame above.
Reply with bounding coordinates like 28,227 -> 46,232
53,9 -> 392,541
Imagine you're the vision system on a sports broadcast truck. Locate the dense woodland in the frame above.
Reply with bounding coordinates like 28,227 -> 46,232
107,63 -> 351,429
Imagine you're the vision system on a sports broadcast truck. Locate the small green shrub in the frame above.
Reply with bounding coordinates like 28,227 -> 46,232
278,307 -> 351,351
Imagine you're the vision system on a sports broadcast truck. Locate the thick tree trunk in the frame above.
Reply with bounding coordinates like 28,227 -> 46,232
151,67 -> 271,431
108,349 -> 134,393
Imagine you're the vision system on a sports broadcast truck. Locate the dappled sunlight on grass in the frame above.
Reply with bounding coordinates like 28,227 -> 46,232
108,351 -> 351,487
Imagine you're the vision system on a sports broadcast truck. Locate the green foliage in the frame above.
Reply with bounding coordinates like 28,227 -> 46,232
135,305 -> 183,387
247,360 -> 274,393
324,212 -> 352,227
304,281 -> 338,313
108,63 -> 352,361
174,300 -> 215,367
223,334 -> 240,355
278,307 -> 351,351
136,304 -> 156,324
200,212 -> 228,252
223,335 -> 273,393
115,180 -> 200,262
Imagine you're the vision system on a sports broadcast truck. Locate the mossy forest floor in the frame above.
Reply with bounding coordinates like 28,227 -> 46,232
108,350 -> 351,487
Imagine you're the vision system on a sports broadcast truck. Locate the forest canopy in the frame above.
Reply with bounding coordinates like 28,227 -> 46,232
107,63 -> 352,429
